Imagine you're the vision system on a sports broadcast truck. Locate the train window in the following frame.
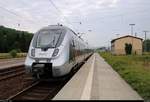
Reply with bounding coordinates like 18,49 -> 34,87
36,30 -> 60,48
72,40 -> 75,47
69,39 -> 76,62
32,29 -> 66,48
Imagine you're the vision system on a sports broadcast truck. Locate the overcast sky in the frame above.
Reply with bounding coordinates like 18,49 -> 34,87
0,0 -> 150,48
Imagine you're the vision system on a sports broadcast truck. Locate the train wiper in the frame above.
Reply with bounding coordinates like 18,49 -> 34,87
53,36 -> 55,45
41,36 -> 56,49
55,32 -> 62,48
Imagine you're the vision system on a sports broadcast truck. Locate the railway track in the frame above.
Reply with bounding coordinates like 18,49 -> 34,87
0,65 -> 25,81
0,64 -> 35,99
4,54 -> 92,100
6,66 -> 79,101
7,80 -> 67,100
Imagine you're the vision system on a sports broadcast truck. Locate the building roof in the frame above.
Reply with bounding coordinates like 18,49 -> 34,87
111,35 -> 143,43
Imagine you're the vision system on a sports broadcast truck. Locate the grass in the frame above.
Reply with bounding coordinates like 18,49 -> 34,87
100,52 -> 150,101
0,53 -> 27,59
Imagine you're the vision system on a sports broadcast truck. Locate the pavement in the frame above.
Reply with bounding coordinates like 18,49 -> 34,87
53,53 -> 143,100
0,58 -> 25,70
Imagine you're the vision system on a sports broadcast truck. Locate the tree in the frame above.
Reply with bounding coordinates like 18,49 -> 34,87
0,26 -> 33,53
143,39 -> 150,52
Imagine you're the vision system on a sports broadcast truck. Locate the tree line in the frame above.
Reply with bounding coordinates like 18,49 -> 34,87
143,39 -> 150,52
0,26 -> 33,53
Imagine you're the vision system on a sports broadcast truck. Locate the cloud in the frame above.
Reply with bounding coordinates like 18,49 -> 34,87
0,0 -> 119,28
0,0 -> 150,47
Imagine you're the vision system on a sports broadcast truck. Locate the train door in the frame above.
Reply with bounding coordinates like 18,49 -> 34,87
69,39 -> 75,63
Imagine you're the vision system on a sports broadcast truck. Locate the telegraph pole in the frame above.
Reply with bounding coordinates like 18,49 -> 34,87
129,24 -> 135,36
116,34 -> 120,38
135,32 -> 137,37
129,24 -> 135,52
143,31 -> 149,52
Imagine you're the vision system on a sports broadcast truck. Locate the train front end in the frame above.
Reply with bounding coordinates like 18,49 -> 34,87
25,26 -> 69,79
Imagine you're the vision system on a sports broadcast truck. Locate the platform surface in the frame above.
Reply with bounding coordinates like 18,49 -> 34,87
0,58 -> 25,69
53,53 -> 143,100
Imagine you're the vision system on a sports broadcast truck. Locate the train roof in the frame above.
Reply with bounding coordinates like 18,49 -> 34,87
42,25 -> 85,42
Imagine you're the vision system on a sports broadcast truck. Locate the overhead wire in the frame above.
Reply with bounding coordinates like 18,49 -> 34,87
48,0 -> 80,33
0,5 -> 40,26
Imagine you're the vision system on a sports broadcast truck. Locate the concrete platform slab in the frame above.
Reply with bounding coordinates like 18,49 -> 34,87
53,53 -> 143,100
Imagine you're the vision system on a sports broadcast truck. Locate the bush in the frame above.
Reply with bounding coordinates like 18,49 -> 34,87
16,49 -> 22,53
112,60 -> 127,72
9,49 -> 17,58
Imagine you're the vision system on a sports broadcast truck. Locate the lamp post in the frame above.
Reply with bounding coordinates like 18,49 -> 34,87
129,24 -> 135,36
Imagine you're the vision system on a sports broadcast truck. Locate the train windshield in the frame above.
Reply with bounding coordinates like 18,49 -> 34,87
33,29 -> 66,48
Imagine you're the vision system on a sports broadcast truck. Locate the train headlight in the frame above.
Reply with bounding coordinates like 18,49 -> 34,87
52,48 -> 59,57
31,49 -> 35,57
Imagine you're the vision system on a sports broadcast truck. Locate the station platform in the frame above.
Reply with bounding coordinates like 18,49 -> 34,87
53,53 -> 143,100
0,58 -> 25,70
